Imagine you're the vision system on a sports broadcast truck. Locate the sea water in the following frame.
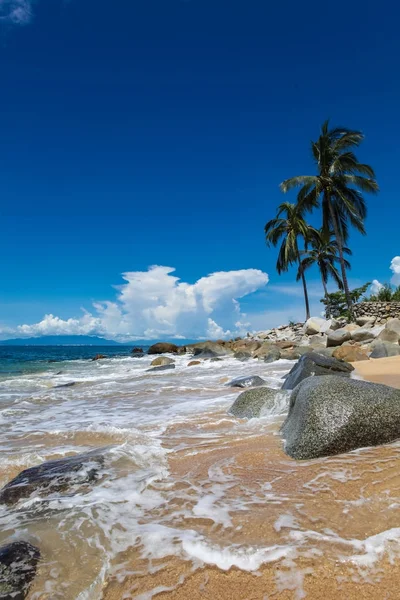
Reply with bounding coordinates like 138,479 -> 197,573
1,347 -> 400,599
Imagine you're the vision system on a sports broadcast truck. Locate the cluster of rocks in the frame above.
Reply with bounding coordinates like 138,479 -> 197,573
0,449 -> 108,598
353,301 -> 400,324
144,316 -> 400,368
228,349 -> 400,461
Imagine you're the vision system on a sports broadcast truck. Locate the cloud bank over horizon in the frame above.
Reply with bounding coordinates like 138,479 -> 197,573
0,266 -> 269,341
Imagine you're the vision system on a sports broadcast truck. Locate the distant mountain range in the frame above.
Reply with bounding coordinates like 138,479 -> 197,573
0,336 -> 129,346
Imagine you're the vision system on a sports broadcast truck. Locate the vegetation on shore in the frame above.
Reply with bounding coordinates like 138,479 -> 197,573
265,120 -> 378,320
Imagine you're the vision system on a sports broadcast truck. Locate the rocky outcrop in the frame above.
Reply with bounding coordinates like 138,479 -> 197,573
281,376 -> 400,459
227,375 -> 266,388
0,541 -> 40,599
0,449 -> 106,506
281,352 -> 354,390
148,343 -> 179,355
332,345 -> 370,362
131,347 -> 144,357
228,387 -> 283,419
150,356 -> 175,367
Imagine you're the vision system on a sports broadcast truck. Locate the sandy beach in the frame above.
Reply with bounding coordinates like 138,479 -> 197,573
352,355 -> 400,388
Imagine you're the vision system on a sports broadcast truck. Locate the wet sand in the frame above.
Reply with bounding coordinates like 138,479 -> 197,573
101,357 -> 400,600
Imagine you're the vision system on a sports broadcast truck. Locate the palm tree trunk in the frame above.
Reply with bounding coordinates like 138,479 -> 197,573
297,251 -> 310,321
321,277 -> 330,318
327,195 -> 353,320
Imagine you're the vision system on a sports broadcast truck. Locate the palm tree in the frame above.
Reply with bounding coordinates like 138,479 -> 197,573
265,201 -> 314,320
298,229 -> 351,317
280,120 -> 378,318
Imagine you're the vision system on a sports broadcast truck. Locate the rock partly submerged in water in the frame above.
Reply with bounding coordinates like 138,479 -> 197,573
192,341 -> 232,359
228,387 -> 287,419
0,541 -> 40,600
227,375 -> 266,388
0,448 -> 107,506
281,352 -> 354,390
148,343 -> 179,355
146,364 -> 176,373
281,375 -> 400,460
91,354 -> 107,361
150,356 -> 175,367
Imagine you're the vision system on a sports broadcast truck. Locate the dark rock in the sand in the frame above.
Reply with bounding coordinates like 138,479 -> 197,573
0,541 -> 40,600
146,364 -> 176,373
150,356 -> 175,367
131,347 -> 144,354
227,375 -> 266,388
281,375 -> 400,460
54,381 -> 77,388
370,340 -> 400,359
233,351 -> 252,361
281,352 -> 353,390
192,341 -> 232,359
229,387 -> 284,418
148,343 -> 179,355
91,354 -> 107,361
0,449 -> 106,506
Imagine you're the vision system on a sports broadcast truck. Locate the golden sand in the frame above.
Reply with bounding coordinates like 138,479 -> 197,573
352,355 -> 400,388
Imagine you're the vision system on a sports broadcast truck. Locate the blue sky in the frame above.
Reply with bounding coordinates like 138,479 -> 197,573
1,0 -> 399,340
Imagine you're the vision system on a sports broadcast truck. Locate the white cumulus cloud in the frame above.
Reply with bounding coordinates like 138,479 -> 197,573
390,257 -> 400,286
2,265 -> 269,341
370,279 -> 384,295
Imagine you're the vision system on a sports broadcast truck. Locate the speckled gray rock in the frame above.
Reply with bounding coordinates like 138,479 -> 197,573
351,328 -> 378,343
227,375 -> 266,388
228,387 -> 282,418
281,375 -> 400,459
263,346 -> 281,363
326,328 -> 352,347
369,340 -> 400,358
0,449 -> 106,506
150,356 -> 175,367
146,364 -> 176,372
281,352 -> 353,390
192,342 -> 232,359
0,541 -> 40,599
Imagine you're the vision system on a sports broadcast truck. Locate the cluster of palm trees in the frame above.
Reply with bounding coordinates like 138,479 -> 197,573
265,121 -> 378,321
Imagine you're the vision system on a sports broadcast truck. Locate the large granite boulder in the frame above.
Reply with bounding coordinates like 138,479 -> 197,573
281,376 -> 400,459
227,375 -> 266,388
332,345 -> 370,362
378,318 -> 400,344
303,317 -> 327,335
0,541 -> 40,599
326,328 -> 352,347
192,341 -> 232,359
281,352 -> 354,390
370,340 -> 400,358
351,328 -> 379,343
0,449 -> 106,506
263,346 -> 282,363
150,356 -> 175,367
233,351 -> 252,361
280,346 -> 313,360
231,340 -> 261,354
228,387 -> 285,418
148,343 -> 179,355
356,316 -> 376,327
